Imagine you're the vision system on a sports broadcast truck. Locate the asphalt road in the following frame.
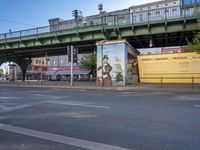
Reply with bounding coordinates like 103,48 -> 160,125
0,87 -> 200,150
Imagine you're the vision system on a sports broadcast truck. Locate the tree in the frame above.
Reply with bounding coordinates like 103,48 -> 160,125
80,53 -> 96,75
0,68 -> 4,77
186,32 -> 200,52
185,11 -> 200,53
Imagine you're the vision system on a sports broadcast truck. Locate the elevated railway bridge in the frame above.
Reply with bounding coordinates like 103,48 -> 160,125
0,6 -> 199,80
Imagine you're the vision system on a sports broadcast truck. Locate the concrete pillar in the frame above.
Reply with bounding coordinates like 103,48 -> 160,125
15,58 -> 32,81
0,57 -> 6,66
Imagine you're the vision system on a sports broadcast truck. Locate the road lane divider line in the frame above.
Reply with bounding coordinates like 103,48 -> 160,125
0,101 -> 48,114
194,104 -> 200,107
48,101 -> 110,109
0,123 -> 134,150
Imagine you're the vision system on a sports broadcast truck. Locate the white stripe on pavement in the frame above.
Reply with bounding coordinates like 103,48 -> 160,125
48,101 -> 110,109
0,123 -> 134,150
84,93 -> 104,96
0,101 -> 48,114
194,104 -> 200,107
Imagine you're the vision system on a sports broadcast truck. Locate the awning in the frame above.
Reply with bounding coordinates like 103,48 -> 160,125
55,70 -> 91,75
45,70 -> 57,75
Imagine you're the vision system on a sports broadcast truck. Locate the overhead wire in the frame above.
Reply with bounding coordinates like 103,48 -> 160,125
0,18 -> 37,28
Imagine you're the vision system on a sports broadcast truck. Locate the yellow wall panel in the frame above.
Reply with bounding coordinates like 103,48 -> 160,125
138,52 -> 200,83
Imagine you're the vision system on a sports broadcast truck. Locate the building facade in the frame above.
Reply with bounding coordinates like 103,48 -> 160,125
138,46 -> 185,55
48,0 -> 199,32
26,57 -> 50,80
46,54 -> 92,81
48,9 -> 130,31
130,0 -> 181,23
181,0 -> 200,6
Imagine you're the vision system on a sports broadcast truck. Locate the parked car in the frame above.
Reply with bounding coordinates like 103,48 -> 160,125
0,77 -> 7,81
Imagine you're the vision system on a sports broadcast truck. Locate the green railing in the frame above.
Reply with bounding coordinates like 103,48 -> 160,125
0,6 -> 199,40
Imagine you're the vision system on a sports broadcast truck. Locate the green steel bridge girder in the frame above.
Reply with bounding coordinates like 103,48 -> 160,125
0,18 -> 199,50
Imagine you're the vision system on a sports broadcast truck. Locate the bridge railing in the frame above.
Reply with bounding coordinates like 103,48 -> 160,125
0,6 -> 199,40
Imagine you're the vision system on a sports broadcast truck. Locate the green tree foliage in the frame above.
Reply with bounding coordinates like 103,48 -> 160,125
185,11 -> 200,53
186,32 -> 200,52
0,68 -> 4,77
80,53 -> 96,71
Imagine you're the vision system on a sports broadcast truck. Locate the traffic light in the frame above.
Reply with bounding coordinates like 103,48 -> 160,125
72,9 -> 78,20
98,4 -> 103,13
67,46 -> 78,63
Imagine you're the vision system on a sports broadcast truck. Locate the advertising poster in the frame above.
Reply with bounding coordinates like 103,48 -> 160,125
96,42 -> 128,86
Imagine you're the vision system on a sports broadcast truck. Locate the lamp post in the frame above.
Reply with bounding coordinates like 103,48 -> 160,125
70,46 -> 74,86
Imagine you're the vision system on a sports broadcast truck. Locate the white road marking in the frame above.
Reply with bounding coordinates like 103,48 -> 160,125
0,102 -> 18,109
84,93 -> 103,96
0,123 -> 133,150
67,89 -> 88,92
29,94 -> 46,97
174,95 -> 200,101
0,97 -> 17,99
48,101 -> 110,109
0,101 -> 48,114
194,104 -> 200,107
119,92 -> 172,97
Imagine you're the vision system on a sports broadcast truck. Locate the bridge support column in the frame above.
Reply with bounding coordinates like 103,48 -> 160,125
15,58 -> 32,81
0,57 -> 6,67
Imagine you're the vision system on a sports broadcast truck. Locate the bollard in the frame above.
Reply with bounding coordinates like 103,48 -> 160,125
161,77 -> 163,88
192,77 -> 194,89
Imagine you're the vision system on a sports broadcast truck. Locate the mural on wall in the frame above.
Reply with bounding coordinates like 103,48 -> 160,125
96,42 -> 128,86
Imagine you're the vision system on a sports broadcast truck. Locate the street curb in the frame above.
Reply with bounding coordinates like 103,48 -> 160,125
0,84 -> 199,93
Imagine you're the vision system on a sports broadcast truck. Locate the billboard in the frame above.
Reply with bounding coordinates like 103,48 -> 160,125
96,41 -> 128,86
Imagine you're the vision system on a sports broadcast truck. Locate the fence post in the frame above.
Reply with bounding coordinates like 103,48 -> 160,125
192,77 -> 194,89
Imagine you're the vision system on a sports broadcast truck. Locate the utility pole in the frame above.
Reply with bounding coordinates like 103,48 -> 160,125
70,45 -> 73,86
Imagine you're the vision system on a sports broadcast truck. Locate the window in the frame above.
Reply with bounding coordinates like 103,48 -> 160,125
118,16 -> 125,19
52,60 -> 56,66
165,3 -> 168,6
43,68 -> 47,71
156,11 -> 160,16
36,60 -> 39,64
172,8 -> 177,12
139,14 -> 144,21
148,7 -> 151,9
140,8 -> 143,11
65,60 -> 68,66
156,5 -> 159,7
42,61 -> 44,65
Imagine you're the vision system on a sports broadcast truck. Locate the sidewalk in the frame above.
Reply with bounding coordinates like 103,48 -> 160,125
0,81 -> 199,92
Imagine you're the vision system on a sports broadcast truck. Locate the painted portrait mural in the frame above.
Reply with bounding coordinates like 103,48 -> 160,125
96,41 -> 128,86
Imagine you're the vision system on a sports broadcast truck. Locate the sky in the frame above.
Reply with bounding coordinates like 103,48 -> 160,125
0,0 -> 159,73
0,0 -> 159,33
